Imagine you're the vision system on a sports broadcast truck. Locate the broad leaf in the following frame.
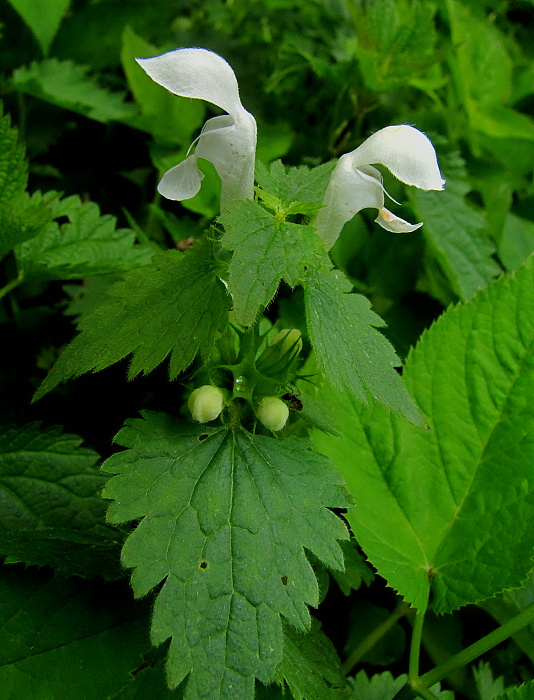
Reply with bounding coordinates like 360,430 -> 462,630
101,412 -> 350,698
0,567 -> 150,698
13,59 -> 138,124
495,682 -> 534,700
309,256 -> 534,613
220,199 -> 324,326
34,242 -> 230,400
496,212 -> 534,272
7,0 -> 70,55
275,619 -> 347,700
0,422 -> 106,531
16,196 -> 153,281
411,180 -> 500,301
304,266 -> 424,426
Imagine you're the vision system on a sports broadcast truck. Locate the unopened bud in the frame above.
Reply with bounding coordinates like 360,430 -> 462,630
270,329 -> 302,356
256,397 -> 289,432
188,385 -> 224,423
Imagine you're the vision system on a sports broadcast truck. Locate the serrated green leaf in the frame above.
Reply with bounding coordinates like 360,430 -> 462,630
331,540 -> 375,596
473,661 -> 506,700
12,59 -> 138,124
101,412 -> 350,698
309,256 -> 534,613
0,527 -> 125,581
303,267 -> 424,426
220,200 -> 324,326
255,160 -> 334,211
112,658 -> 183,699
348,670 -> 407,700
275,619 -> 348,700
16,197 -> 154,281
495,682 -> 534,700
7,0 -> 70,55
0,422 -> 106,531
34,241 -> 230,400
411,180 -> 500,301
0,567 -> 150,698
0,109 -> 27,209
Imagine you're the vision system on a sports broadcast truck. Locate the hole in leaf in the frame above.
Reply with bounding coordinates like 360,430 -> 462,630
198,434 -> 209,442
281,575 -> 289,586
199,560 -> 208,570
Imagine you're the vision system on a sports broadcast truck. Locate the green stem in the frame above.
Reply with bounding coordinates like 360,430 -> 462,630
419,600 -> 534,689
0,273 -> 23,301
342,601 -> 410,675
409,607 -> 426,682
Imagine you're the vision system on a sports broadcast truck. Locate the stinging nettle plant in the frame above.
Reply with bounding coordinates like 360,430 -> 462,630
26,45 -> 534,700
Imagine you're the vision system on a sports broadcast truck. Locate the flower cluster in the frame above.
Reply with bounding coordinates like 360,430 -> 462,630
138,47 -> 444,246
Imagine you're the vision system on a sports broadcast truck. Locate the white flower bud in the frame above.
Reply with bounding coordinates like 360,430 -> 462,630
269,328 -> 302,356
188,385 -> 224,423
256,397 -> 289,432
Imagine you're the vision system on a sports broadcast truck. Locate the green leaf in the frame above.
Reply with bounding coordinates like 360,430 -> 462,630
303,266 -> 424,427
112,659 -> 183,699
101,412 -> 350,697
16,196 -> 154,281
495,682 -> 534,700
348,670 -> 407,700
309,256 -> 534,613
473,661 -> 506,700
0,422 -> 106,531
0,527 -> 125,580
12,59 -> 138,124
330,540 -> 375,596
220,200 -> 324,326
275,619 -> 348,700
34,242 -> 230,400
0,567 -> 151,698
0,109 -> 27,209
120,26 -> 204,144
411,180 -> 500,301
255,160 -> 335,212
495,212 -> 534,272
7,0 -> 70,55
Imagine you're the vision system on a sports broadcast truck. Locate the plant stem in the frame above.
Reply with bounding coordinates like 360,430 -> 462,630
0,273 -> 23,301
409,607 -> 426,681
419,600 -> 534,689
342,601 -> 410,675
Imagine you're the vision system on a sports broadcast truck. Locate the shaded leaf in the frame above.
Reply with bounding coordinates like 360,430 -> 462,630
7,0 -> 70,55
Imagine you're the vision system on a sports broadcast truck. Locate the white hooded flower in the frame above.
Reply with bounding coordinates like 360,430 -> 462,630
136,48 -> 257,209
314,125 -> 445,249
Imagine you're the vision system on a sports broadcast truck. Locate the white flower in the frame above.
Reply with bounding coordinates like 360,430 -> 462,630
314,125 -> 445,249
136,48 -> 257,209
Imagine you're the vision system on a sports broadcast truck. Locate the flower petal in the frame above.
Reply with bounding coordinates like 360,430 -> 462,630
157,155 -> 203,201
313,156 -> 384,249
375,207 -> 423,233
136,48 -> 244,121
350,125 -> 445,191
195,114 -> 257,207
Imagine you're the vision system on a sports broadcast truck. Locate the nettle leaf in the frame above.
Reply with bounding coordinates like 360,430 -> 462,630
7,0 -> 70,55
34,241 -> 230,400
275,619 -> 347,700
0,109 -> 27,208
0,567 -> 151,698
348,670 -> 407,700
101,411 -> 350,698
16,196 -> 154,281
473,661 -> 506,700
220,199 -> 324,326
0,422 -> 106,531
12,59 -> 138,124
255,160 -> 334,212
495,682 -> 534,700
310,255 -> 534,613
304,266 -> 424,427
411,180 -> 500,301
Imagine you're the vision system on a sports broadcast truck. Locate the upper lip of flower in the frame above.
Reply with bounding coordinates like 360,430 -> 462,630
314,125 -> 445,249
136,47 -> 257,209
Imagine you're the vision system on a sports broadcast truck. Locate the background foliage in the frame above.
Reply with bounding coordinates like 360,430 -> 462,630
1,0 -> 534,699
